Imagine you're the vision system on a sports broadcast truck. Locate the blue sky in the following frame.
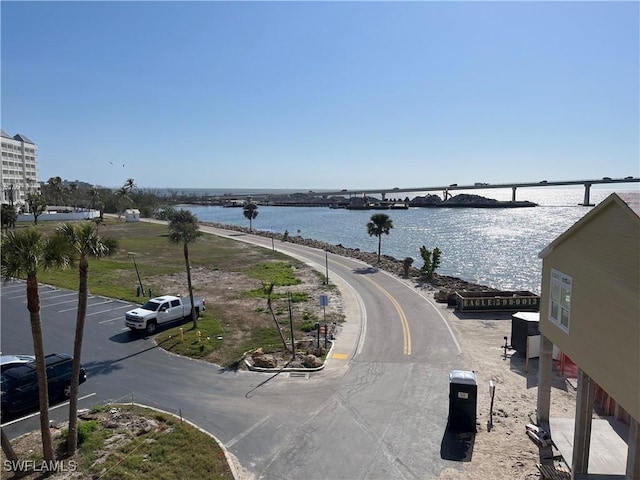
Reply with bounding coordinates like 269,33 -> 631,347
2,1 -> 638,190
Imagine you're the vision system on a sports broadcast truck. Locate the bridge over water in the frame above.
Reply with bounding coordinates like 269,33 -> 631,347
316,177 -> 639,206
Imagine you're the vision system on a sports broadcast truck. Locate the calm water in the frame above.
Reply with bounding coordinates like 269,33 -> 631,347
183,188 -> 636,294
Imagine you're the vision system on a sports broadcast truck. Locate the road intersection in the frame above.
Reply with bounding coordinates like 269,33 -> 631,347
2,225 -> 472,479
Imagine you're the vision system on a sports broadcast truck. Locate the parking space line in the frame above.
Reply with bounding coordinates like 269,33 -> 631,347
98,316 -> 126,324
88,304 -> 132,317
4,295 -> 27,300
58,305 -> 78,313
0,393 -> 97,427
37,289 -> 65,295
41,292 -> 77,299
42,300 -> 78,309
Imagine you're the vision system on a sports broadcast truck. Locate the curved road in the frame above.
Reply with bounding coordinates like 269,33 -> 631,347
1,224 -> 471,480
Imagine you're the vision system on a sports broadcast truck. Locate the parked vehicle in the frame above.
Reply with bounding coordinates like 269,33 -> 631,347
0,354 -> 35,373
125,295 -> 206,334
1,353 -> 86,417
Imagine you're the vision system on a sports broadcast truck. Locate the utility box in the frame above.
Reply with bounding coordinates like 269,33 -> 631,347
125,209 -> 140,222
448,370 -> 478,432
510,311 -> 540,353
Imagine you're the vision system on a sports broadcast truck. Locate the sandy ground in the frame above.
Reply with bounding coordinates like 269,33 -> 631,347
422,290 -> 576,480
2,226 -> 578,479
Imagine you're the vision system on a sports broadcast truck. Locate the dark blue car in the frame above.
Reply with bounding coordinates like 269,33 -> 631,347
1,353 -> 87,418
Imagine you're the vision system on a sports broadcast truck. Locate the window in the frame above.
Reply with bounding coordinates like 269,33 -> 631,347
549,269 -> 572,332
170,299 -> 180,308
49,361 -> 72,378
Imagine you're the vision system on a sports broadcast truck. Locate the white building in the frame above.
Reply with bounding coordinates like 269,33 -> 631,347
1,130 -> 39,206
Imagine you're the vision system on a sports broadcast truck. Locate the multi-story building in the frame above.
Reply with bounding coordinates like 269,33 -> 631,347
1,129 -> 39,206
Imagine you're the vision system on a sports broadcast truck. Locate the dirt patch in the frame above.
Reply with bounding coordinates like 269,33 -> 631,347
0,406 -> 234,480
429,301 -> 579,480
149,260 -> 345,368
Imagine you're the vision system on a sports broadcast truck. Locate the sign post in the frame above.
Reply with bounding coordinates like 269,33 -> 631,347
320,295 -> 329,348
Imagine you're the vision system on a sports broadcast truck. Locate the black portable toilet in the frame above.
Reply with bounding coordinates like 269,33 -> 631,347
448,370 -> 478,432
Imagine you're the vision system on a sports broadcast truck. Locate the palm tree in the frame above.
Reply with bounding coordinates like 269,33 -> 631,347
1,203 -> 17,230
88,186 -> 100,210
243,201 -> 259,232
0,228 -> 71,461
1,429 -> 18,463
367,213 -> 394,263
115,178 -> 137,219
263,282 -> 289,352
123,178 -> 136,192
115,186 -> 131,219
45,176 -> 64,205
57,222 -> 118,456
168,210 -> 203,328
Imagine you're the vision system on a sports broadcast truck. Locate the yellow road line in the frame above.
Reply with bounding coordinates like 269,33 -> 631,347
362,276 -> 411,355
332,353 -> 349,360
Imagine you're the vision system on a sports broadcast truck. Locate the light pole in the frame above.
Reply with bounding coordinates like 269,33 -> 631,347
128,252 -> 144,297
324,250 -> 329,284
271,226 -> 275,252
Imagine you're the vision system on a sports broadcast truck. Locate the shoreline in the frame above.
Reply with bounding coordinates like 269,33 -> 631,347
200,221 -> 503,302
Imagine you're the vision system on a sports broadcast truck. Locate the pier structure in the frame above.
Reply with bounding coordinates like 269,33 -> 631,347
318,177 -> 639,206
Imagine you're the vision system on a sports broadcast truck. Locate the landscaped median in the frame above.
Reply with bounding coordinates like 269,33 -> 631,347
1,404 -> 236,480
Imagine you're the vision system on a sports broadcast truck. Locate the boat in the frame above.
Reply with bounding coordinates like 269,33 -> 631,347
389,202 -> 409,210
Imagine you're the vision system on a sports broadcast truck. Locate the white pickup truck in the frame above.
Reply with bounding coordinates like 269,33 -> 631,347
125,295 -> 206,333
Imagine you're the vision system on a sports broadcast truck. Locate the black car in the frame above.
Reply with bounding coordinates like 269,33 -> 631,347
1,353 -> 87,418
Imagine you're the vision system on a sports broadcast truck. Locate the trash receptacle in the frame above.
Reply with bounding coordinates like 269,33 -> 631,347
448,370 -> 477,432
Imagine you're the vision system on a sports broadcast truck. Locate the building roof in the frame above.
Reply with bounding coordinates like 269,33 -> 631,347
539,192 -> 640,259
12,134 -> 34,144
0,130 -> 35,144
616,191 -> 640,216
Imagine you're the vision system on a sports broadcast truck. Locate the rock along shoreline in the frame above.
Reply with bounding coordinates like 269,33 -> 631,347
200,221 -> 502,304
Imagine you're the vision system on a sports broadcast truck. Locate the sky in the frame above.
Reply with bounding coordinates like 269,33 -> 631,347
2,1 -> 639,190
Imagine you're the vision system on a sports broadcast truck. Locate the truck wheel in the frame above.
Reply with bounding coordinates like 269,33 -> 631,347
62,383 -> 71,399
195,307 -> 200,318
146,321 -> 157,334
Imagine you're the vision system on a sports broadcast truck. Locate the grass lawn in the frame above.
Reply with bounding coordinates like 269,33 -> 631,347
3,217 -> 344,478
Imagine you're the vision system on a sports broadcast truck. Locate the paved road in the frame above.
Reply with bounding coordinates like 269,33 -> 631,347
1,224 -> 472,479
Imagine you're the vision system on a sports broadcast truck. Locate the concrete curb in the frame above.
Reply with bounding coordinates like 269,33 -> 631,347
243,340 -> 335,373
110,402 -> 244,480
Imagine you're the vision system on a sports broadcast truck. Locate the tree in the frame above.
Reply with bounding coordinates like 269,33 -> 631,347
1,429 -> 18,464
402,257 -> 414,277
57,222 -> 118,456
1,203 -> 17,230
43,176 -> 64,205
366,213 -> 394,263
243,201 -> 259,232
419,246 -> 442,278
123,178 -> 136,193
168,210 -> 203,328
0,228 -> 71,461
263,282 -> 289,353
26,192 -> 47,225
115,186 -> 132,218
115,178 -> 137,219
88,186 -> 101,210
